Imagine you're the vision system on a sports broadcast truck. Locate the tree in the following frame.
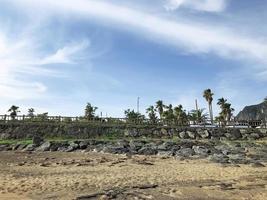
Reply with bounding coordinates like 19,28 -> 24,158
156,100 -> 164,119
146,106 -> 158,124
85,103 -> 98,120
37,112 -> 49,121
8,105 -> 20,120
203,89 -> 214,124
189,108 -> 208,123
264,97 -> 267,103
28,108 -> 35,118
217,98 -> 234,124
124,109 -> 145,123
217,98 -> 227,109
173,105 -> 188,125
162,104 -> 175,121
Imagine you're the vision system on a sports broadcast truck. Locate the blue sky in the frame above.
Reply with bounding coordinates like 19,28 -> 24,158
0,0 -> 267,117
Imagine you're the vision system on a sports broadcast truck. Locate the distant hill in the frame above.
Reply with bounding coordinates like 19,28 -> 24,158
236,101 -> 267,121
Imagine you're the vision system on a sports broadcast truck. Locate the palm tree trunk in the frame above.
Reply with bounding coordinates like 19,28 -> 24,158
210,103 -> 213,124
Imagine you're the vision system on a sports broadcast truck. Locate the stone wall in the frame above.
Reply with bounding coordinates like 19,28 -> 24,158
0,122 -> 266,140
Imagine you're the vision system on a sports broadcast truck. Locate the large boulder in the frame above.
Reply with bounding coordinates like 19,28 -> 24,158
36,141 -> 52,151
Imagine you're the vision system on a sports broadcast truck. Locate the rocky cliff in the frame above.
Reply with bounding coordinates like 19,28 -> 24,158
236,101 -> 267,121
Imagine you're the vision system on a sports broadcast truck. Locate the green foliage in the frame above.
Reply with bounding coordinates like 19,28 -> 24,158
173,105 -> 188,125
8,105 -> 20,120
124,109 -> 145,123
146,106 -> 158,123
189,108 -> 208,122
27,108 -> 35,118
217,98 -> 234,123
156,100 -> 164,119
85,103 -> 98,120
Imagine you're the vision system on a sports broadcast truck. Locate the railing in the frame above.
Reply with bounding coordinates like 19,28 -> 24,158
0,115 -> 266,128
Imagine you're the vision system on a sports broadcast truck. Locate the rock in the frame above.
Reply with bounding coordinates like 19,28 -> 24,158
198,130 -> 210,139
124,129 -> 139,137
192,146 -> 210,156
36,141 -> 52,151
157,151 -> 174,157
248,133 -> 260,140
102,145 -> 129,154
179,131 -> 188,139
79,141 -> 88,149
225,129 -> 242,140
208,154 -> 229,164
228,154 -> 247,164
23,144 -> 36,152
138,146 -> 157,155
176,148 -> 194,157
187,131 -> 196,139
32,136 -> 44,146
69,141 -> 79,150
250,162 -> 265,168
16,144 -> 28,151
129,140 -> 145,151
157,141 -> 176,151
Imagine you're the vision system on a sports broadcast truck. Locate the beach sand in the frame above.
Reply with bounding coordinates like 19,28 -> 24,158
0,151 -> 266,200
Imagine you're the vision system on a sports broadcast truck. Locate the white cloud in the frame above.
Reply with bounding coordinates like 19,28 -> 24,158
0,28 -> 89,100
8,0 -> 267,65
164,0 -> 227,12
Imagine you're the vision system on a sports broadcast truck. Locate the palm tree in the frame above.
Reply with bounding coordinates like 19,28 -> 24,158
156,100 -> 164,119
203,89 -> 214,124
146,106 -> 158,124
28,108 -> 35,118
163,104 -> 175,121
174,105 -> 188,125
217,97 -> 227,109
85,103 -> 98,120
8,105 -> 20,120
189,108 -> 208,123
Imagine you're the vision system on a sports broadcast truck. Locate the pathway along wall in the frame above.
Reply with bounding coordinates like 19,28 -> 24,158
0,122 -> 266,140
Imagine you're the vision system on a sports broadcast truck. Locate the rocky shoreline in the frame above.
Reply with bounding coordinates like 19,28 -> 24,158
1,135 -> 267,167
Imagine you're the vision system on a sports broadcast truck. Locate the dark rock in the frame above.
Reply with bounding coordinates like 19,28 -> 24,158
225,129 -> 242,140
208,154 -> 229,163
236,101 -> 267,121
79,141 -> 88,149
176,147 -> 194,157
138,146 -> 157,155
129,140 -> 145,151
157,150 -> 174,157
179,131 -> 188,139
192,146 -> 210,156
102,145 -> 129,154
32,136 -> 44,146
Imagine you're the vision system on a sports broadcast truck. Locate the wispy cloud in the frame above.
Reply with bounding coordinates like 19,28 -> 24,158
8,0 -> 267,65
0,27 -> 90,100
164,0 -> 228,12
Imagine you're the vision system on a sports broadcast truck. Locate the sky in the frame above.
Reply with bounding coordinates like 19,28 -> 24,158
0,0 -> 267,117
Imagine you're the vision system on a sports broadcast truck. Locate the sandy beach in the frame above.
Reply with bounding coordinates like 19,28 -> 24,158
0,151 -> 266,200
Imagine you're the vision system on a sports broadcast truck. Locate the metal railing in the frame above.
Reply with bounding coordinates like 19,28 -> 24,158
0,115 -> 266,128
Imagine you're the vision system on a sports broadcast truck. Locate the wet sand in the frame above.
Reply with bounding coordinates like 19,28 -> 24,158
0,151 -> 266,200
